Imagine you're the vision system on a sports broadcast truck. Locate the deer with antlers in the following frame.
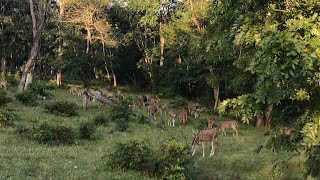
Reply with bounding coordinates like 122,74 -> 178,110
191,127 -> 219,157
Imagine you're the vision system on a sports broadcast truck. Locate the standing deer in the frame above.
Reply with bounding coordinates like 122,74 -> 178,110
219,119 -> 239,137
277,127 -> 292,135
179,107 -> 189,125
191,127 -> 219,157
147,104 -> 158,120
0,80 -> 7,90
167,111 -> 177,126
208,117 -> 215,129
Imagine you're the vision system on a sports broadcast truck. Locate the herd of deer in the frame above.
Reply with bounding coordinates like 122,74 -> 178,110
0,82 -> 294,158
67,85 -> 128,100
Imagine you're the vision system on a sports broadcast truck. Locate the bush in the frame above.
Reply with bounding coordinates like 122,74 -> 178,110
168,96 -> 188,108
0,109 -> 19,127
44,101 -> 78,116
110,100 -> 133,131
79,121 -> 96,139
15,91 -> 38,106
159,140 -> 189,179
0,89 -> 12,107
93,113 -> 110,126
32,122 -> 76,145
28,80 -> 53,97
109,140 -> 155,174
108,140 -> 190,179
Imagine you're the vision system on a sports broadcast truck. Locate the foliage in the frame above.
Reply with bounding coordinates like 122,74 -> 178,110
218,94 -> 263,124
158,139 -> 189,179
0,109 -> 19,127
44,101 -> 78,116
15,91 -> 38,106
0,89 -> 12,107
305,147 -> 320,178
28,80 -> 54,97
79,121 -> 96,139
109,139 -> 189,179
16,122 -> 77,145
93,113 -> 110,126
110,99 -> 133,131
168,96 -> 188,108
109,140 -> 155,174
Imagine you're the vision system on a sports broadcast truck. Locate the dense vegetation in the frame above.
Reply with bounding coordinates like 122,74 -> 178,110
0,0 -> 320,179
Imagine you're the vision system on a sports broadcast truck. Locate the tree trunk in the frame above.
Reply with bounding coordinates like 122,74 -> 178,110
1,58 -> 6,72
82,93 -> 89,111
111,66 -> 117,88
159,21 -> 165,66
17,0 -> 51,92
56,70 -> 62,86
213,86 -> 220,110
264,104 -> 273,128
255,114 -> 264,127
189,0 -> 202,32
17,34 -> 41,92
104,65 -> 112,83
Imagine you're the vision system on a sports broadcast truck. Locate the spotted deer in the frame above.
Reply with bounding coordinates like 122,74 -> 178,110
219,119 -> 239,137
208,117 -> 215,129
0,80 -> 7,90
68,86 -> 79,95
77,88 -> 84,97
145,94 -> 160,103
99,87 -> 110,96
277,127 -> 292,135
167,111 -> 177,126
147,104 -> 158,120
191,127 -> 219,157
179,107 -> 189,125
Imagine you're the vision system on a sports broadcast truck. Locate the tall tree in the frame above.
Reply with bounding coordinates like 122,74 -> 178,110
17,0 -> 52,92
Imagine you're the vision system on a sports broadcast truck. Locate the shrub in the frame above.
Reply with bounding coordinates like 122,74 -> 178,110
109,140 -> 155,174
79,121 -> 96,139
28,80 -> 53,97
0,89 -> 12,107
110,100 -> 133,131
0,109 -> 19,127
44,101 -> 78,116
33,122 -> 76,145
93,113 -> 110,126
158,140 -> 189,179
15,91 -> 38,106
168,96 -> 188,108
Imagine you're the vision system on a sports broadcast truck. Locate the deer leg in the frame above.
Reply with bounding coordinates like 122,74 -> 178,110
210,141 -> 214,156
192,145 -> 198,156
173,118 -> 175,127
202,143 -> 205,157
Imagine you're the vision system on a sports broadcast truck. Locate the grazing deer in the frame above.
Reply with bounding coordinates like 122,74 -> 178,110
77,88 -> 84,97
167,111 -> 177,126
0,80 -> 7,90
219,119 -> 239,137
145,94 -> 160,103
208,117 -> 215,129
99,87 -> 110,96
147,104 -> 158,120
68,86 -> 79,94
277,127 -> 292,135
191,127 -> 219,157
179,107 -> 189,125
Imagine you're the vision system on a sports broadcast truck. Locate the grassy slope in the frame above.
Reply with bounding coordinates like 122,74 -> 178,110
0,88 -> 307,180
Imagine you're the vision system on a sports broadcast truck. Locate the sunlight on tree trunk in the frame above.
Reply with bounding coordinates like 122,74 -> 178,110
18,0 -> 51,92
213,86 -> 220,110
111,66 -> 117,88
56,70 -> 62,86
264,104 -> 273,128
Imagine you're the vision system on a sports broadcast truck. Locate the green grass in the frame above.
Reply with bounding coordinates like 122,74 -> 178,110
0,87 -> 309,180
